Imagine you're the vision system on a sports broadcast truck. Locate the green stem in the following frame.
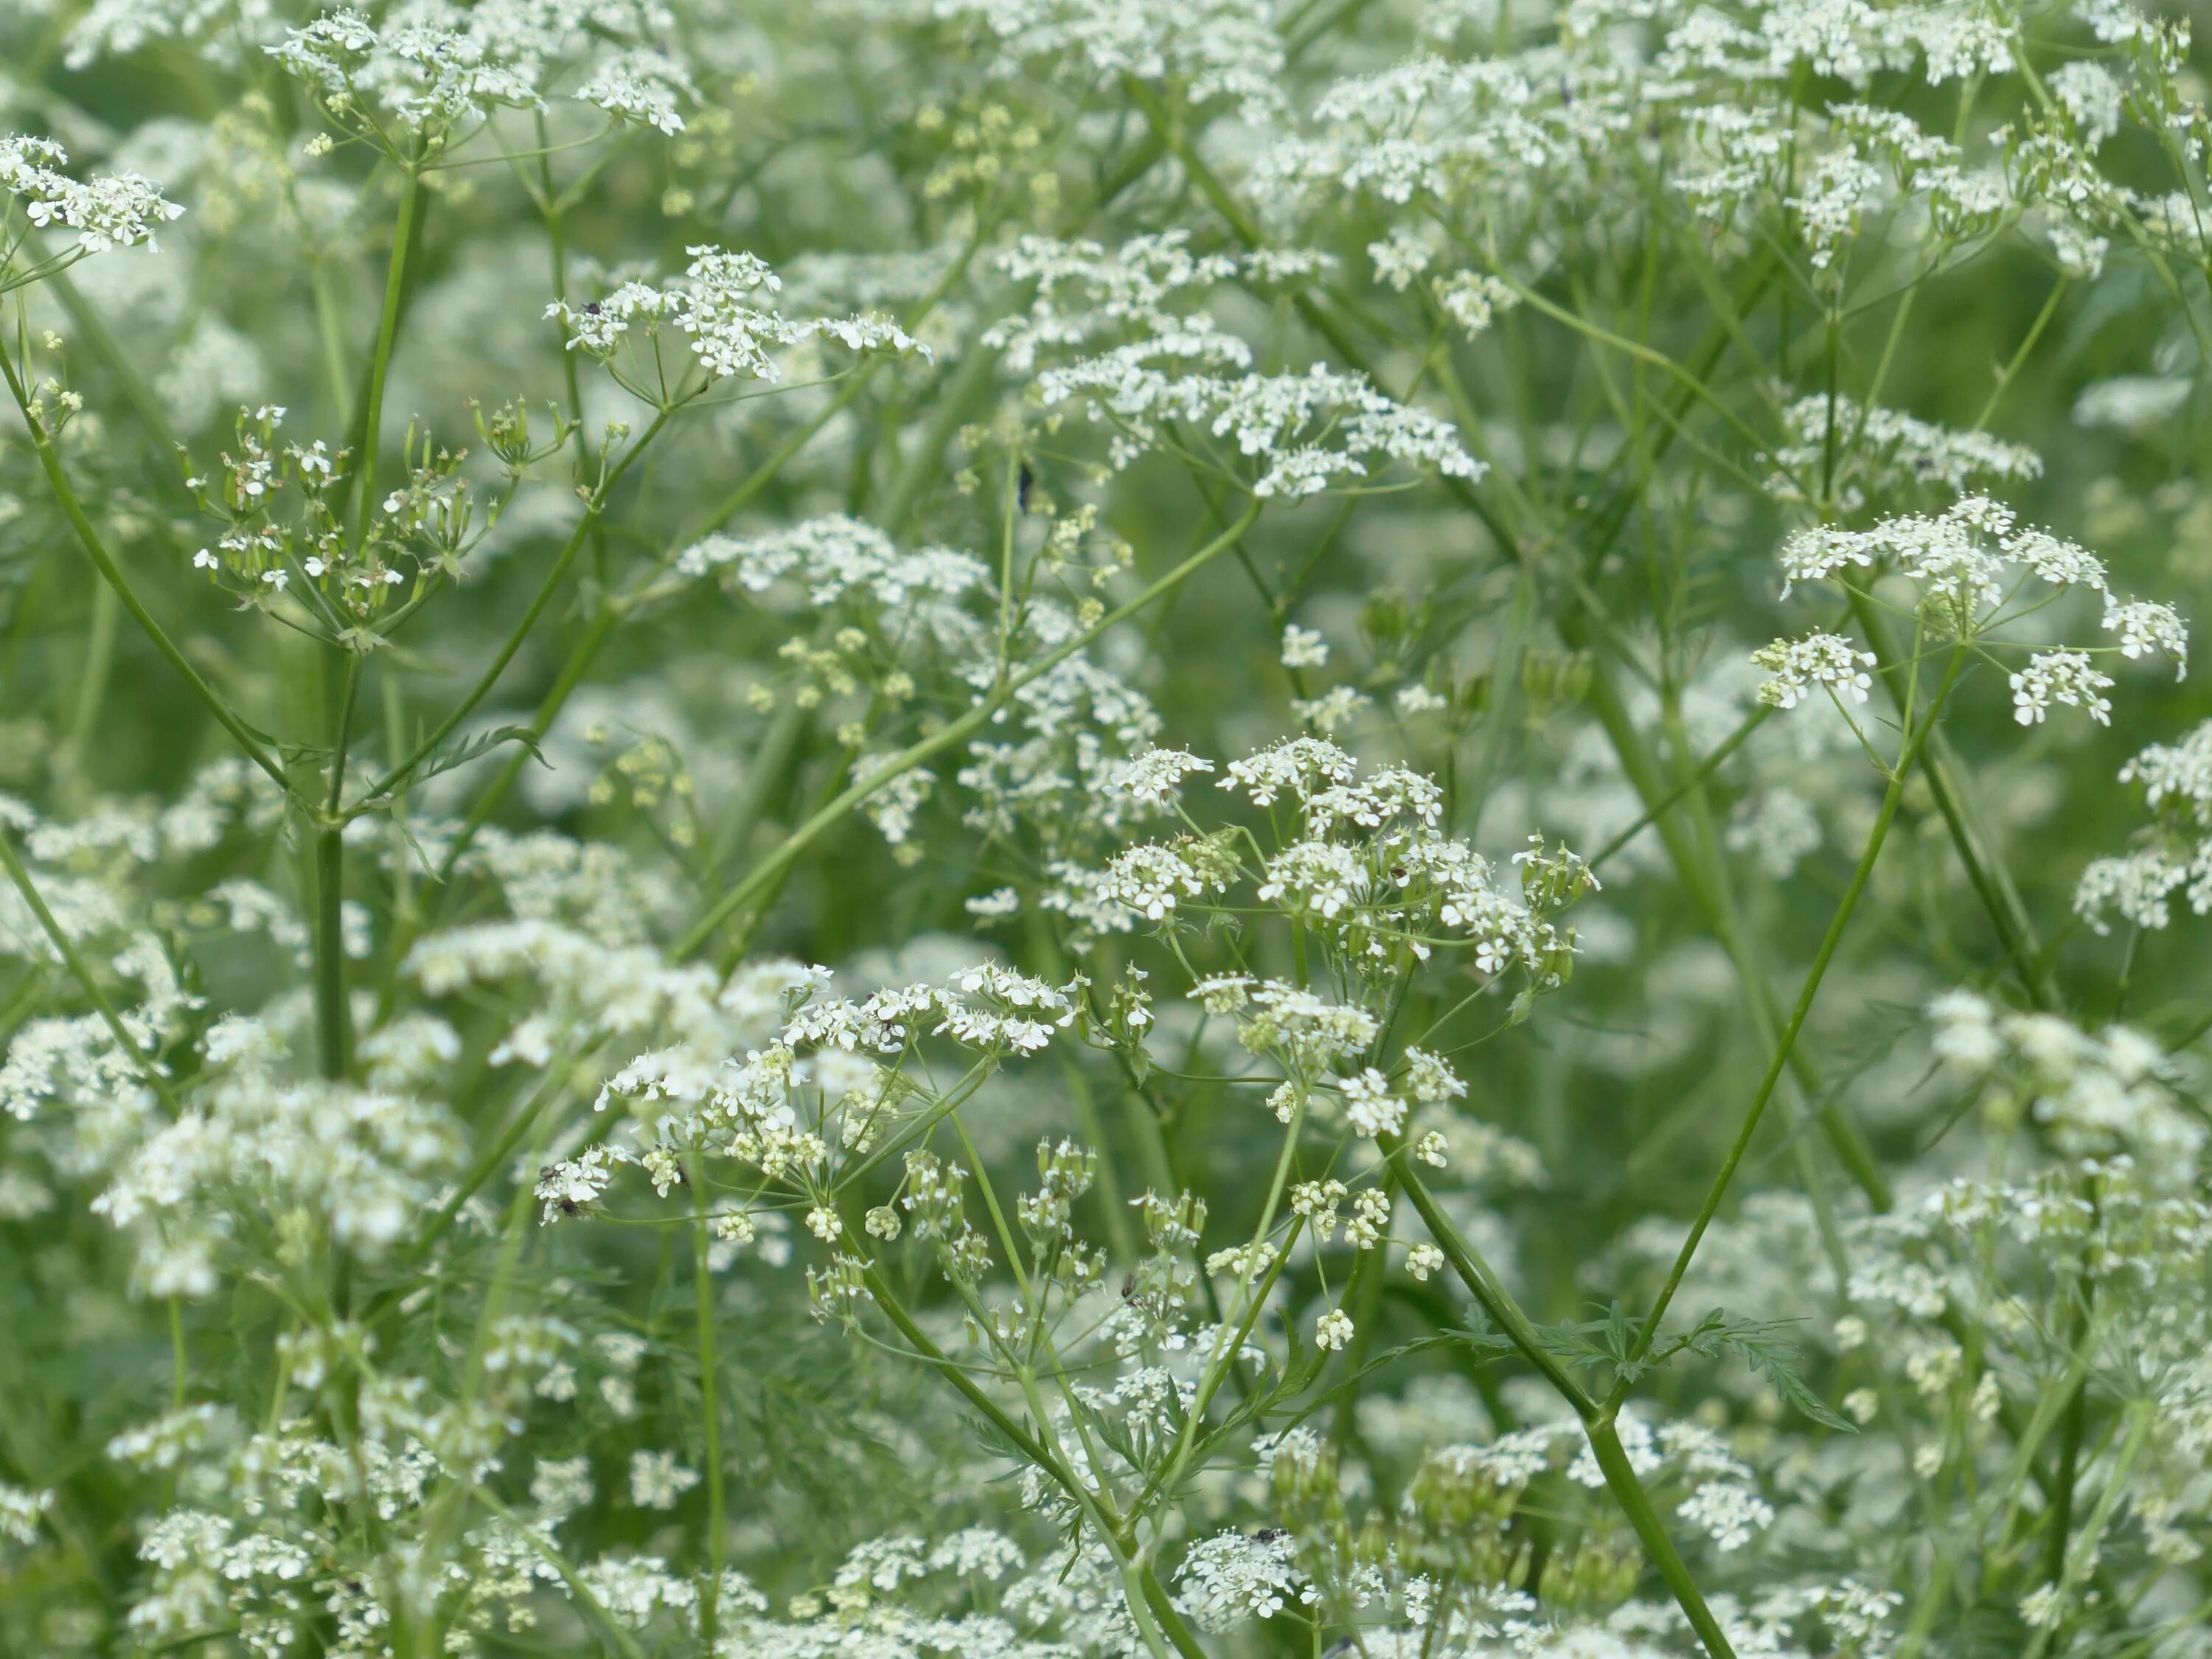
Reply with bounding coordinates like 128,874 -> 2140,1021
60,577 -> 119,802
470,1489 -> 648,1659
1585,1417 -> 1741,1659
2039,1177 -> 2099,1592
1387,1150 -> 1736,1657
316,641 -> 364,1083
1971,278 -> 2067,434
0,827 -> 175,1107
353,170 -> 425,544
313,823 -> 349,1081
1615,647 -> 1966,1383
1383,1146 -> 1595,1416
2020,1406 -> 2149,1659
373,602 -> 627,1022
692,1153 -> 726,1649
1846,588 -> 2055,1009
1581,658 -> 1889,1209
1137,1564 -> 1211,1659
0,344 -> 286,789
675,500 -> 1263,961
43,254 -> 183,457
685,230 -> 978,539
358,404 -> 675,808
1588,705 -> 1773,872
691,371 -> 880,537
169,1298 -> 189,1409
881,344 -> 1002,535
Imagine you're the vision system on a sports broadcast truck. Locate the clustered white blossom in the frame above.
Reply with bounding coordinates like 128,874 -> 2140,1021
1751,633 -> 1876,710
0,133 -> 184,256
2077,717 -> 2212,932
1778,497 -> 2183,666
11,0 -> 2212,1653
546,246 -> 928,389
941,0 -> 1287,122
261,1 -> 693,144
991,233 -> 1482,498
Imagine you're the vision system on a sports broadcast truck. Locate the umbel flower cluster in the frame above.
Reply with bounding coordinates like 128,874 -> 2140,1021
8,0 -> 2212,1657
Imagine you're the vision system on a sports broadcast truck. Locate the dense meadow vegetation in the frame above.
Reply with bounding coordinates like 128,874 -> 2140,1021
6,1 -> 2212,1655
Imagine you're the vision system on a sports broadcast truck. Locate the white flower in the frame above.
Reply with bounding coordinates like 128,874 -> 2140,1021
1221,737 -> 1356,807
1752,633 -> 1876,709
1676,1479 -> 1773,1551
1105,843 -> 1217,921
2075,375 -> 2191,433
964,886 -> 1021,918
0,1481 -> 52,1545
1368,225 -> 1433,291
576,49 -> 693,136
1280,625 -> 1329,669
1258,840 -> 1366,919
628,1450 -> 700,1511
944,0 -> 1287,123
0,133 -> 184,256
1113,747 -> 1216,805
1292,685 -> 1372,734
1315,1308 -> 1354,1351
2049,60 -> 2124,147
1435,271 -> 1518,337
1175,1527 -> 1316,1630
1771,396 -> 2040,498
532,1455 -> 594,1514
549,247 -> 925,390
2104,598 -> 2189,677
2022,1583 -> 2069,1630
1402,1046 -> 1466,1104
1336,1068 -> 1406,1137
268,10 -> 544,133
535,1144 -> 628,1222
2008,650 -> 2112,726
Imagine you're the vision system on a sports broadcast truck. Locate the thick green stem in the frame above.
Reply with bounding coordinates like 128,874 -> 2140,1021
1585,1418 -> 1741,1659
2039,1178 -> 2099,1591
1383,1145 -> 1595,1416
2020,1406 -> 2149,1659
313,823 -> 349,1081
2040,1317 -> 2089,1588
313,647 -> 364,1081
1137,1564 -> 1210,1659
